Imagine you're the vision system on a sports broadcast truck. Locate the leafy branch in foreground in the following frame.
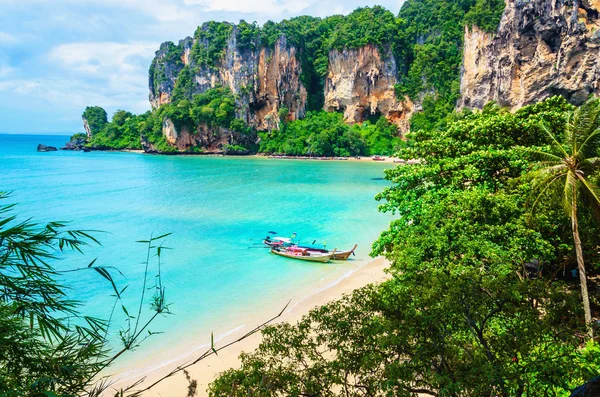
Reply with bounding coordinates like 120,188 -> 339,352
0,192 -> 171,397
0,191 -> 289,397
115,301 -> 290,397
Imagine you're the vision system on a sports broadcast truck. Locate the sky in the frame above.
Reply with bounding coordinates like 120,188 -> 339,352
0,0 -> 405,134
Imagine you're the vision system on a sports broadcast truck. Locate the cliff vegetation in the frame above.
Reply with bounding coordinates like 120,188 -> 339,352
84,0 -> 600,154
80,1 -> 507,154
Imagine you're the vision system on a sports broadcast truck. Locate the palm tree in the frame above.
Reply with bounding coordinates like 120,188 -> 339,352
529,98 -> 600,339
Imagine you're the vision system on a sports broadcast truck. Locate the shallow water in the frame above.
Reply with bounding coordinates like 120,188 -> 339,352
0,133 -> 395,374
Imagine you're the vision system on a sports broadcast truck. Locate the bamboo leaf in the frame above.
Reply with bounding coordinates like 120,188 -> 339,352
151,233 -> 172,241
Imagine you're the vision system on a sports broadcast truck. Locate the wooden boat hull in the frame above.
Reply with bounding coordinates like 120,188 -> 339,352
271,248 -> 333,262
302,244 -> 357,260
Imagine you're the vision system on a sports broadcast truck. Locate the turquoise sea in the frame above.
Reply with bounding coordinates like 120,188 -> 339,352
0,133 -> 395,377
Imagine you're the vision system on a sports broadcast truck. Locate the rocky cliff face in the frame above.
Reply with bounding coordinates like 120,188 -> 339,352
149,42 -> 185,109
149,24 -> 411,139
142,117 -> 255,154
324,45 -> 414,133
149,25 -> 306,132
82,117 -> 92,138
459,0 -> 600,110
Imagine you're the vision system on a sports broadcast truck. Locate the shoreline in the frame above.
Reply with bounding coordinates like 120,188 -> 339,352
105,256 -> 391,396
60,147 -> 411,164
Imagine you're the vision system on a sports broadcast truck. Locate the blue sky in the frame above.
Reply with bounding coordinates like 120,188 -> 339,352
0,0 -> 405,134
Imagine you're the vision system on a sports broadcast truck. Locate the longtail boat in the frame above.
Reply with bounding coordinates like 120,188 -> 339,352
263,236 -> 292,247
264,236 -> 357,260
271,246 -> 336,263
302,244 -> 357,260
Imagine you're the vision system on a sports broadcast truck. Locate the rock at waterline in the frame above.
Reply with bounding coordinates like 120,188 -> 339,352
61,138 -> 90,152
37,144 -> 58,152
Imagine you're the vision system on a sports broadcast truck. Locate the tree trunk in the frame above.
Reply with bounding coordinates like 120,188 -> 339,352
572,192 -> 594,339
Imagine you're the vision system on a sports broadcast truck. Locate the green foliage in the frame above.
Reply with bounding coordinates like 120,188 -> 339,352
87,110 -> 146,150
172,65 -> 195,102
69,132 -> 87,141
222,144 -> 249,155
191,22 -> 233,69
209,97 -> 600,396
85,87 -> 255,153
190,86 -> 237,129
82,106 -> 108,135
236,20 -> 261,50
259,111 -> 402,157
326,6 -> 399,53
464,0 -> 506,32
395,0 -> 505,129
150,41 -> 184,94
0,193 -> 171,396
359,117 -> 406,156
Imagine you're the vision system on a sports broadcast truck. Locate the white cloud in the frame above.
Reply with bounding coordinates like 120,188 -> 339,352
184,0 -> 316,16
49,42 -> 157,76
0,32 -> 19,45
0,64 -> 15,77
1,41 -> 159,117
89,0 -> 192,22
0,77 -> 150,115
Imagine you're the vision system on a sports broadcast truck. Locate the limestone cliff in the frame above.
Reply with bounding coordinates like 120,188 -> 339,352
324,45 -> 414,134
149,42 -> 185,109
459,0 -> 600,110
149,24 -> 412,140
82,117 -> 92,138
141,117 -> 255,154
149,24 -> 306,132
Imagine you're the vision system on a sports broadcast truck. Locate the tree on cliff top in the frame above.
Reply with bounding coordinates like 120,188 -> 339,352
82,106 -> 108,136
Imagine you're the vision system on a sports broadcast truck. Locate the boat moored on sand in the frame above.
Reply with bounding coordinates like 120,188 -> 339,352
263,235 -> 357,261
302,244 -> 357,260
271,246 -> 336,262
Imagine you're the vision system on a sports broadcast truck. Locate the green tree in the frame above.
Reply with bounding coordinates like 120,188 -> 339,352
210,97 -> 600,396
82,106 -> 108,135
527,98 -> 600,339
0,192 -> 170,396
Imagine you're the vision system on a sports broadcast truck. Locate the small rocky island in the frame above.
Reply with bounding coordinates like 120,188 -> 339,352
61,134 -> 90,152
36,144 -> 57,152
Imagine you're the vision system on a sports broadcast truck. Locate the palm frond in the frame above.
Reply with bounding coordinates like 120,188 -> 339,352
540,122 -> 569,158
571,99 -> 600,156
575,172 -> 600,207
565,111 -> 576,153
528,149 -> 563,164
530,163 -> 568,180
528,171 -> 567,218
577,127 -> 600,160
581,156 -> 600,170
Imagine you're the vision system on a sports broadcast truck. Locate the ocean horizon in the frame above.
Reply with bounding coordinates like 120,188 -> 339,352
0,133 -> 396,378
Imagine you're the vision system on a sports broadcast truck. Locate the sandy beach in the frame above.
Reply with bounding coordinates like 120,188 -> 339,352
118,149 -> 409,164
257,155 -> 410,164
107,256 -> 390,396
